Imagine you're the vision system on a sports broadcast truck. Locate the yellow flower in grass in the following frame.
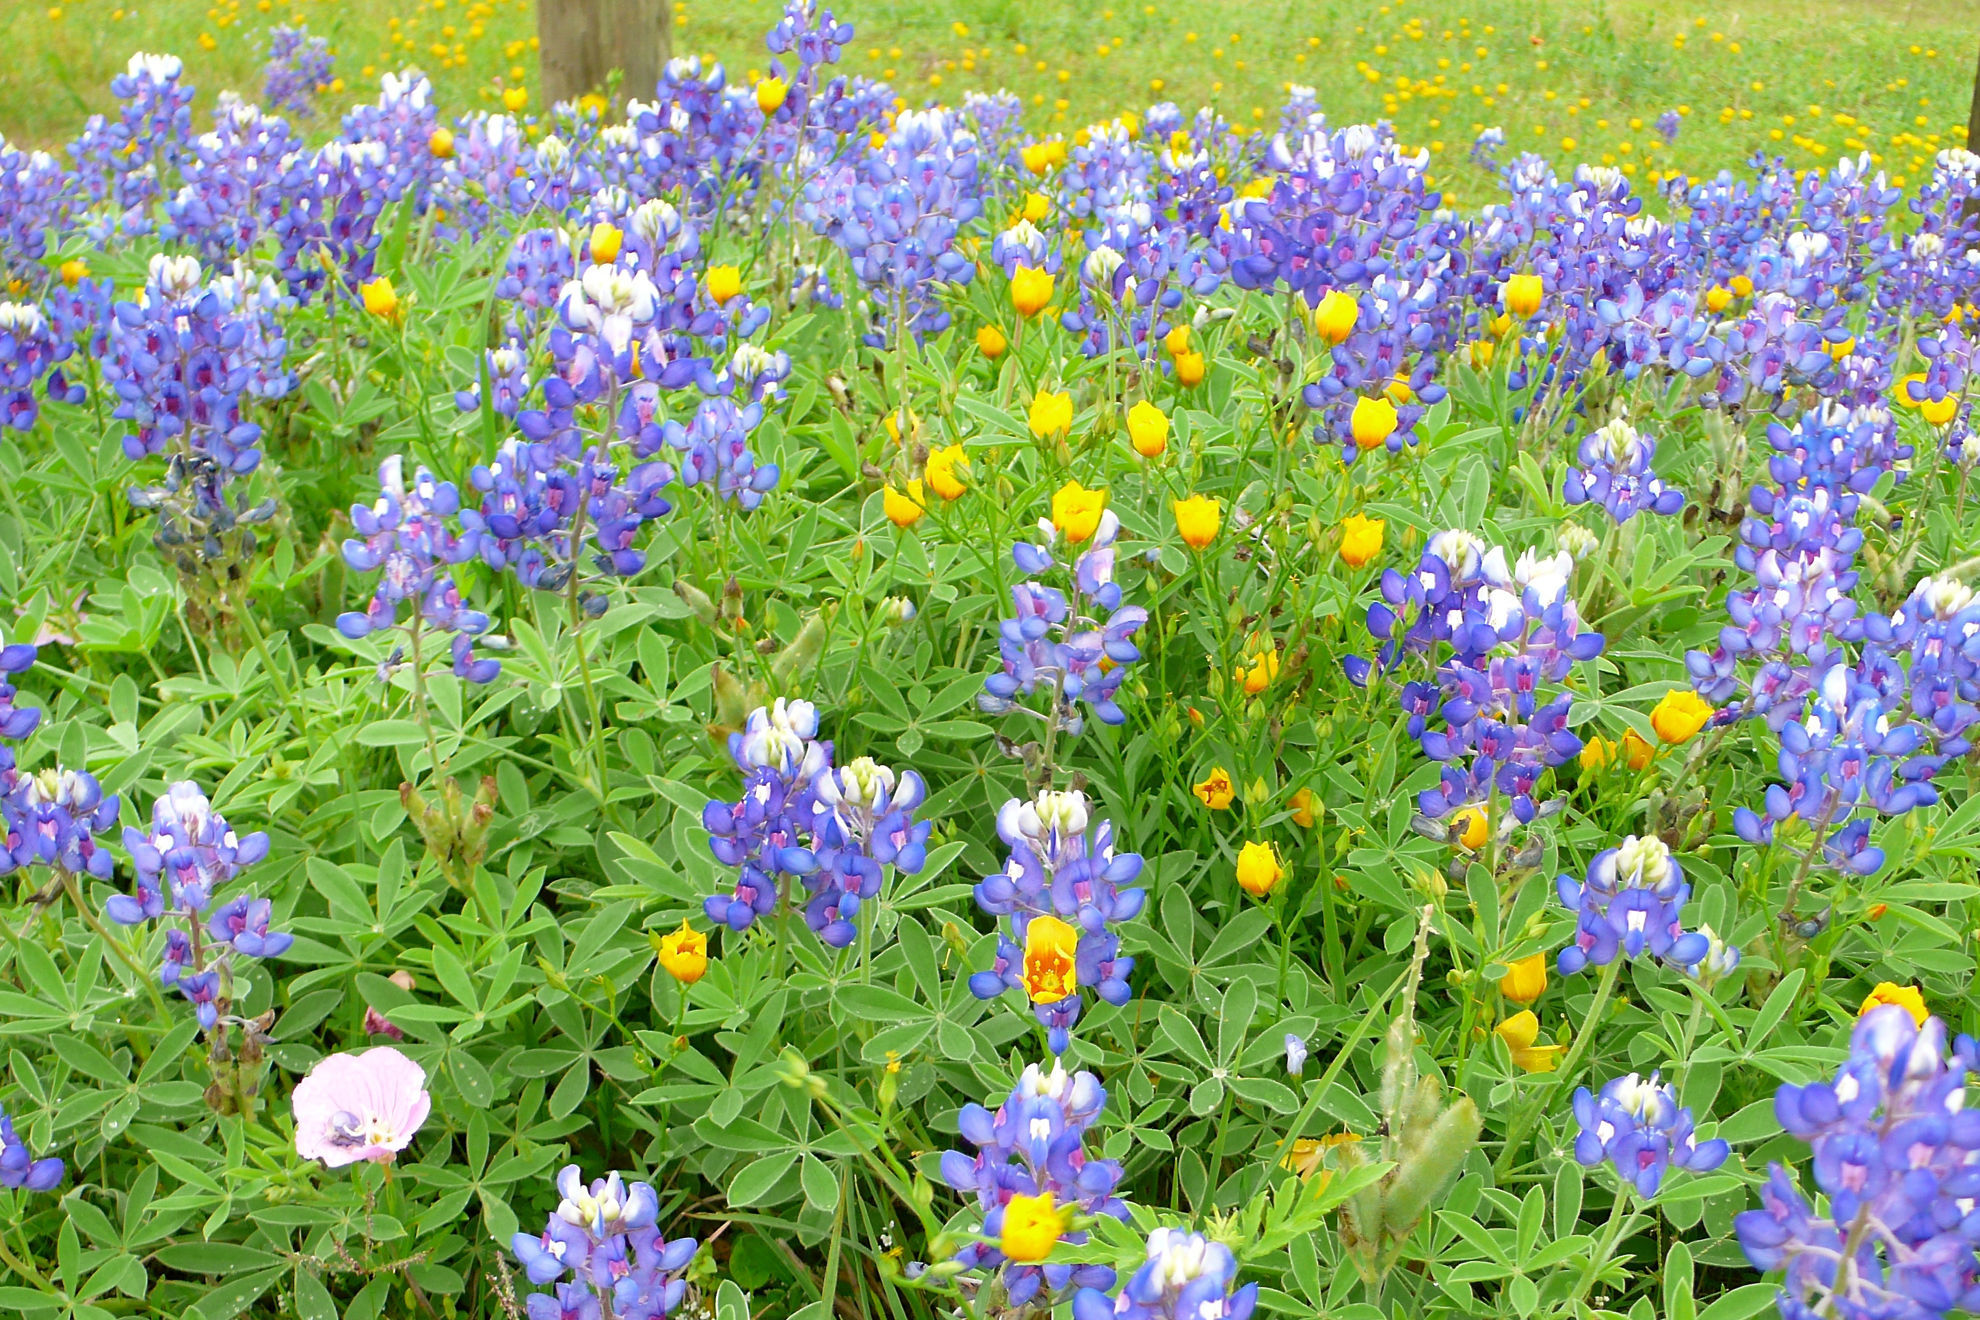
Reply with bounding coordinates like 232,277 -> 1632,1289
1051,480 -> 1107,543
1000,1191 -> 1066,1262
502,86 -> 528,112
587,222 -> 622,265
1011,265 -> 1055,318
1127,400 -> 1169,457
1499,953 -> 1547,1004
1193,767 -> 1234,810
1501,272 -> 1544,317
1029,390 -> 1074,438
1022,915 -> 1079,1004
1312,288 -> 1357,344
1349,395 -> 1398,450
1235,841 -> 1284,898
705,264 -> 743,305
1496,1011 -> 1564,1073
925,445 -> 968,501
1236,641 -> 1279,694
1338,513 -> 1385,568
1171,494 -> 1220,549
883,480 -> 926,527
360,277 -> 401,322
1859,982 -> 1928,1026
1450,805 -> 1489,851
1650,690 -> 1714,745
653,921 -> 709,984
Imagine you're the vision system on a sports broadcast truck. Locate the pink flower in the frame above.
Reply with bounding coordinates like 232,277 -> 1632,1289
291,1046 -> 431,1168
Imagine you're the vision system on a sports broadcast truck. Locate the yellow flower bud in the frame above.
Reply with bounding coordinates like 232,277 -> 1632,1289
1349,395 -> 1399,450
1172,494 -> 1220,549
1127,400 -> 1170,457
1501,272 -> 1544,318
977,324 -> 1008,358
1235,841 -> 1284,898
705,264 -> 743,305
1338,513 -> 1385,568
1011,265 -> 1055,317
1312,288 -> 1358,344
755,76 -> 789,114
587,222 -> 622,265
1498,953 -> 1547,1004
359,277 -> 401,323
883,480 -> 926,527
1650,689 -> 1714,745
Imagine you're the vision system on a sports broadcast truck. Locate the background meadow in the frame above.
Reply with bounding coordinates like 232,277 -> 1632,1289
0,4 -> 1978,1320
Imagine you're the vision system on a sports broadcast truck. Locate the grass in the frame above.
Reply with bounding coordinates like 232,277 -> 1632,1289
1,0 -> 1973,204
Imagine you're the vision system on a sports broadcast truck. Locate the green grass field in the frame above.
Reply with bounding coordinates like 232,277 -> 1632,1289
1,0 -> 1973,202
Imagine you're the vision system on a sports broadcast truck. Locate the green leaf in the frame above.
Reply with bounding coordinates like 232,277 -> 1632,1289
729,1153 -> 798,1206
355,720 -> 431,747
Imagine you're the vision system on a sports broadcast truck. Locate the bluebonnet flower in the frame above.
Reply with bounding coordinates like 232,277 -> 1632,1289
510,1165 -> 697,1320
804,108 -> 981,346
0,644 -> 40,743
1655,111 -> 1683,145
453,344 -> 532,418
666,394 -> 781,511
1861,576 -> 1980,758
70,53 -> 195,225
1,767 -> 120,883
1556,835 -> 1710,975
1564,418 -> 1686,522
1470,126 -> 1506,172
1072,1228 -> 1258,1320
262,26 -> 334,119
0,1108 -> 63,1191
104,781 -> 282,1027
940,1060 -> 1127,1310
804,755 -> 928,947
337,457 -> 503,684
980,502 -> 1148,733
0,301 -> 82,432
1573,1071 -> 1728,1197
1285,1034 -> 1309,1076
1737,1005 -> 1980,1320
702,699 -> 830,934
1731,662 -> 1938,877
1354,535 -> 1602,824
968,791 -> 1145,1054
1686,925 -> 1743,990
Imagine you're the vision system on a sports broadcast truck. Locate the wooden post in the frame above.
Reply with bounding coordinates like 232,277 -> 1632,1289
536,0 -> 673,107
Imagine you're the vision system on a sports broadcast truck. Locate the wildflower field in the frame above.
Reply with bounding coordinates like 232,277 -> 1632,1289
5,1 -> 1980,1319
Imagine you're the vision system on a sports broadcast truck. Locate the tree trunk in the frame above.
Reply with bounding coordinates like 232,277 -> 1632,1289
536,0 -> 673,107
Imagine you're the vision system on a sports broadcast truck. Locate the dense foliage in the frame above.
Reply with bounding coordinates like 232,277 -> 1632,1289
2,8 -> 1980,1320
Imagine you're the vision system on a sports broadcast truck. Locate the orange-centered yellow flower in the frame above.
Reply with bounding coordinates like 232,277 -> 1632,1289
706,264 -> 743,305
925,444 -> 968,501
999,1191 -> 1066,1262
1193,767 -> 1235,810
1172,494 -> 1220,549
1235,841 -> 1284,898
1313,289 -> 1358,344
977,324 -> 1008,358
1622,729 -> 1655,770
1174,350 -> 1206,387
1859,982 -> 1928,1026
1501,272 -> 1544,318
1029,390 -> 1074,438
1127,400 -> 1170,457
1496,1011 -> 1565,1073
1349,395 -> 1398,450
1650,690 -> 1714,745
1163,323 -> 1191,357
653,920 -> 709,984
587,221 -> 623,265
755,76 -> 789,113
1051,480 -> 1107,543
1011,265 -> 1055,318
1499,953 -> 1547,1004
1338,513 -> 1385,568
1287,787 -> 1320,829
1022,915 -> 1080,1004
359,277 -> 401,322
883,480 -> 926,527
